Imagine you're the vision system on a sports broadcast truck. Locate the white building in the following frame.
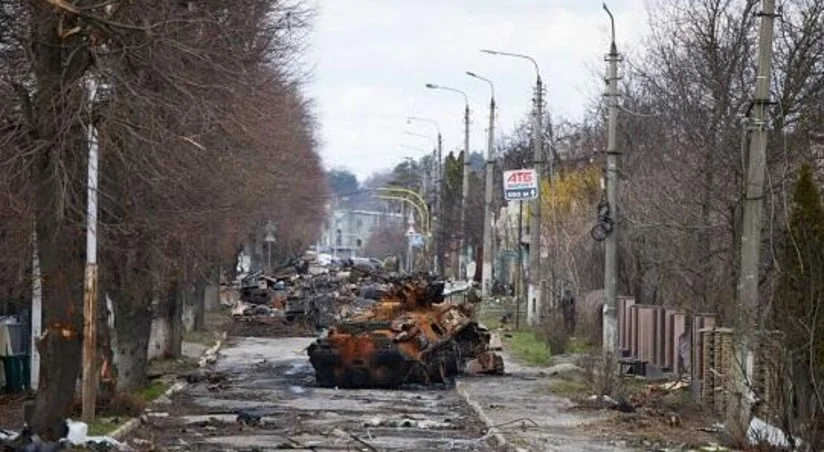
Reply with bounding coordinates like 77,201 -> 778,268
318,208 -> 403,259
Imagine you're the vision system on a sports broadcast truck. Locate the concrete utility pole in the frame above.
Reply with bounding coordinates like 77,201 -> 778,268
30,232 -> 41,390
516,201 -> 525,329
82,78 -> 100,422
461,102 -> 471,280
602,3 -> 621,355
435,131 -> 443,274
729,0 -> 776,440
425,84 -> 470,280
467,71 -> 496,297
529,75 -> 544,324
480,49 -> 544,324
408,116 -> 444,274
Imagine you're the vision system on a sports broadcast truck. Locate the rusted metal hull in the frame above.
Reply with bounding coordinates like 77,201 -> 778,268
307,277 -> 503,388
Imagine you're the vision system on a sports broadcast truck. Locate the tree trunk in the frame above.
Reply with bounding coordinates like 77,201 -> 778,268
168,282 -> 184,358
113,300 -> 152,392
29,223 -> 84,439
27,2 -> 93,438
194,278 -> 206,331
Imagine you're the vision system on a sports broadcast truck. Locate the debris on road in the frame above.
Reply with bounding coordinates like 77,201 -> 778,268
307,274 -> 504,388
227,256 -> 398,337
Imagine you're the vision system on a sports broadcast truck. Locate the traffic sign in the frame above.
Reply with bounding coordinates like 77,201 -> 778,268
503,169 -> 539,200
409,233 -> 424,248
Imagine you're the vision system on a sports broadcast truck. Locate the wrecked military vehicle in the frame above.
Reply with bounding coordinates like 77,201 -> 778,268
307,275 -> 504,388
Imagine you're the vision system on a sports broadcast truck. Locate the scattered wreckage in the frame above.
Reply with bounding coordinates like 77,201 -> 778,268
307,275 -> 504,388
230,259 -> 394,334
229,257 -> 504,388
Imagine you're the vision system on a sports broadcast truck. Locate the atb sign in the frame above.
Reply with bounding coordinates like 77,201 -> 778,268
503,169 -> 538,201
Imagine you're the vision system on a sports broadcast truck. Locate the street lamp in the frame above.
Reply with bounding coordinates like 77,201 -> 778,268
407,116 -> 444,275
481,48 -> 545,325
466,71 -> 496,298
425,83 -> 471,281
480,49 -> 541,83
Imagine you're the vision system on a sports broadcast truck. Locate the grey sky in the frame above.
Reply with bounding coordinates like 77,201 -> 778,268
306,1 -> 649,181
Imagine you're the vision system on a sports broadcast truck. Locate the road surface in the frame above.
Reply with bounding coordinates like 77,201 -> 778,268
128,336 -> 497,451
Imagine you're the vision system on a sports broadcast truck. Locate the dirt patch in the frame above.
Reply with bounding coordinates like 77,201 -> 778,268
0,393 -> 33,430
574,382 -> 725,450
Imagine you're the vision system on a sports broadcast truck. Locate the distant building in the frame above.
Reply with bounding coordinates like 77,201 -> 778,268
318,207 -> 403,259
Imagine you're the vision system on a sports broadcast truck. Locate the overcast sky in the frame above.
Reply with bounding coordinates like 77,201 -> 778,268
305,0 -> 649,181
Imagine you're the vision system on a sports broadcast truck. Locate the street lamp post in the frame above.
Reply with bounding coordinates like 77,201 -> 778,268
466,71 -> 496,298
425,83 -> 471,281
407,116 -> 443,275
264,221 -> 276,273
480,49 -> 545,325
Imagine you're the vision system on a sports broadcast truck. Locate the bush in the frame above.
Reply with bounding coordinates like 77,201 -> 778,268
577,353 -> 621,397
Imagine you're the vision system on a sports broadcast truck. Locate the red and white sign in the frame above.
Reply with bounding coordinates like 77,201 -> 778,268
503,169 -> 538,200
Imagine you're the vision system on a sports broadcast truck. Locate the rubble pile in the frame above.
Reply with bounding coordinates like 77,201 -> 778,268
228,258 -> 396,336
307,274 -> 504,388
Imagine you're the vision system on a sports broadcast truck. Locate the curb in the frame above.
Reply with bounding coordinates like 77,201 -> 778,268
109,332 -> 227,441
456,382 -> 526,452
110,380 -> 188,441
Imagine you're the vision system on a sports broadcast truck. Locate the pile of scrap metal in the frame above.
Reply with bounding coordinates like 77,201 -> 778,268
231,259 -> 397,331
307,275 -> 504,388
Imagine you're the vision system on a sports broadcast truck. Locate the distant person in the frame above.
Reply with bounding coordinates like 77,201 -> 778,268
561,289 -> 576,333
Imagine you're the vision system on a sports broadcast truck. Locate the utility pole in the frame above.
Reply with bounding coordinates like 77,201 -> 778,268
461,103 -> 471,281
478,49 -> 543,323
528,75 -> 543,325
435,132 -> 443,274
467,71 -> 496,297
728,0 -> 776,441
407,116 -> 443,275
423,85 -> 469,279
602,4 -> 621,355
30,232 -> 41,390
82,78 -> 100,422
483,97 -> 494,296
515,201 -> 525,329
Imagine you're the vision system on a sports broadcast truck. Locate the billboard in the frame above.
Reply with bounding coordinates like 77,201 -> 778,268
503,169 -> 538,200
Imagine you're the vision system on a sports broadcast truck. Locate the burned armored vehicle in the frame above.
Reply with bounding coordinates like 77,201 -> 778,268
307,276 -> 503,388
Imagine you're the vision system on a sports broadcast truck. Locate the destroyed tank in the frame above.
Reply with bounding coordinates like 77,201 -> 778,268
307,276 -> 503,388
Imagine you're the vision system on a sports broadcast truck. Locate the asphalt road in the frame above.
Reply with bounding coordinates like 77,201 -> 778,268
128,336 -> 498,451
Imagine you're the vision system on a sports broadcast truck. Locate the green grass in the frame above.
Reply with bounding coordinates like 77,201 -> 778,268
183,329 -> 215,346
477,309 -> 502,329
138,380 -> 170,402
504,330 -> 552,367
88,417 -> 128,436
566,336 -> 594,354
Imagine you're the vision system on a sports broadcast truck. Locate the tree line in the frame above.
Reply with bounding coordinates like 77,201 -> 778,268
487,0 -> 823,445
0,0 -> 325,438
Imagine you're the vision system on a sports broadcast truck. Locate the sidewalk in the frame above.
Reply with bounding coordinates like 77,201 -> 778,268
458,351 -> 633,452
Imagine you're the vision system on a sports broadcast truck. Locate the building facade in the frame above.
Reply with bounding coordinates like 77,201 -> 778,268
318,208 -> 404,259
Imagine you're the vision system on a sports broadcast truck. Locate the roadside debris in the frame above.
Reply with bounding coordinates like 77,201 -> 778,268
0,421 -> 131,452
307,273 -> 504,388
235,411 -> 262,427
363,416 -> 455,429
